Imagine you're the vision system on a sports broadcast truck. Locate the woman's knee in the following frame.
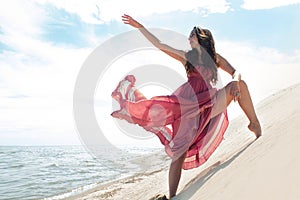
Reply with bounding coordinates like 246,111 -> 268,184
226,81 -> 236,94
239,80 -> 248,90
228,80 -> 248,90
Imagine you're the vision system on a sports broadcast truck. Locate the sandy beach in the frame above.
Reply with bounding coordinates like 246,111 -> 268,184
71,83 -> 300,200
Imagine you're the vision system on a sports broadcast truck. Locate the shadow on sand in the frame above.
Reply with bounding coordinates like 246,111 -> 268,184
173,140 -> 255,200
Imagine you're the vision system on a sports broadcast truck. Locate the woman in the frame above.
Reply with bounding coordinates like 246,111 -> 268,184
111,14 -> 261,199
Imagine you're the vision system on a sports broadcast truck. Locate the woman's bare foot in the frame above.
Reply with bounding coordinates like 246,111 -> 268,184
150,194 -> 168,200
248,121 -> 262,138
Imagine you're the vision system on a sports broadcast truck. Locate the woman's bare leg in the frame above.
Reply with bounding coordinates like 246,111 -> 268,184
236,81 -> 261,137
169,152 -> 186,198
167,81 -> 260,198
211,80 -> 261,138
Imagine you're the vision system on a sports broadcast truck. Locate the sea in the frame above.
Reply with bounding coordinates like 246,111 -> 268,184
0,145 -> 167,200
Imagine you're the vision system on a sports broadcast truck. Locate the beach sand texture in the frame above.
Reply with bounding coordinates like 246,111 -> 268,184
73,83 -> 300,200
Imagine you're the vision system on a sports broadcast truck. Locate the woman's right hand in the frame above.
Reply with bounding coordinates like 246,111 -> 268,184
230,81 -> 241,102
122,14 -> 143,28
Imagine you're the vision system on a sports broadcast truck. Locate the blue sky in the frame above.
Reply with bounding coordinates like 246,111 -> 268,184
0,0 -> 299,146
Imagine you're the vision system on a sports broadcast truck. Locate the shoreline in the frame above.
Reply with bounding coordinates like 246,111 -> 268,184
47,150 -> 170,200
63,167 -> 168,200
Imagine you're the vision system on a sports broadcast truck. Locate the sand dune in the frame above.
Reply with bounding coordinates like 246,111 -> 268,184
73,83 -> 300,200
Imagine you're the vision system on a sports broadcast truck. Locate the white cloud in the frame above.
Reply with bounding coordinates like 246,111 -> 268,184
0,1 -> 93,145
241,0 -> 300,10
0,43 -> 91,145
216,40 -> 300,104
34,0 -> 231,24
0,0 -> 46,37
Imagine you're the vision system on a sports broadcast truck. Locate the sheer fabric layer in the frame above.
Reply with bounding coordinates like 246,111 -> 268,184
111,66 -> 228,170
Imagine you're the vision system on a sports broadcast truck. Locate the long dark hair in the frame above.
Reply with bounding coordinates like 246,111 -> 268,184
185,27 -> 218,84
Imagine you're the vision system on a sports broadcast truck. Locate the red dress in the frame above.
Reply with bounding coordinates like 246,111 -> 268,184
111,66 -> 228,170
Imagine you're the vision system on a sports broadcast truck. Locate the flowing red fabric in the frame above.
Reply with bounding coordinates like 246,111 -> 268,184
111,66 -> 228,170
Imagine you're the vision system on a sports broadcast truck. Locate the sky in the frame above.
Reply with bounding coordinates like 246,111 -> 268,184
0,0 -> 299,146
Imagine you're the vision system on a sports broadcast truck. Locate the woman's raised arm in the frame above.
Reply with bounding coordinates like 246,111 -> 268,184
122,14 -> 186,65
216,53 -> 236,76
216,53 -> 242,101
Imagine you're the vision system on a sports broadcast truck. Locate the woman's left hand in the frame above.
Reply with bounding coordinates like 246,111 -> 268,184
230,81 -> 241,101
122,14 -> 143,28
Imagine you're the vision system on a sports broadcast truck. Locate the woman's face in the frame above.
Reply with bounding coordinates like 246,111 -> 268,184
189,30 -> 199,49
